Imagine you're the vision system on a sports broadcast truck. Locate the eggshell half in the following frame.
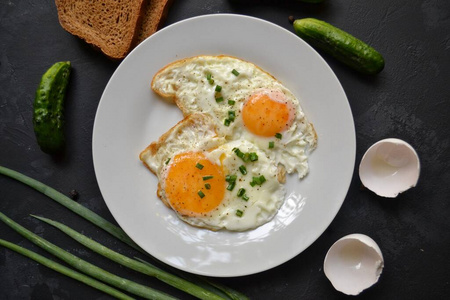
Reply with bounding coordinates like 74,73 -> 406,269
324,234 -> 384,295
359,138 -> 420,198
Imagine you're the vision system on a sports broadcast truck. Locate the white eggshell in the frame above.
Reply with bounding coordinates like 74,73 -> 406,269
324,234 -> 384,296
359,138 -> 420,198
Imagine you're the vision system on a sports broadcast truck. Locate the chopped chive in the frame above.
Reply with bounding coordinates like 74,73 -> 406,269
195,163 -> 204,170
228,111 -> 235,121
242,194 -> 249,201
249,152 -> 258,162
215,85 -> 222,92
203,175 -> 213,181
224,119 -> 231,126
165,158 -> 171,165
215,96 -> 224,103
250,181 -> 256,187
234,148 -> 244,158
209,79 -> 215,85
228,100 -> 235,105
198,190 -> 205,198
239,165 -> 247,175
206,73 -> 212,81
225,174 -> 237,183
237,188 -> 246,197
227,182 -> 236,191
269,141 -> 275,149
236,210 -> 243,217
242,153 -> 250,162
205,183 -> 211,190
275,133 -> 282,139
251,175 -> 266,186
231,69 -> 240,76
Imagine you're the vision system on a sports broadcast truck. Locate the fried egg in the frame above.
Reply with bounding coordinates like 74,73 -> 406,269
151,55 -> 317,178
140,113 -> 285,231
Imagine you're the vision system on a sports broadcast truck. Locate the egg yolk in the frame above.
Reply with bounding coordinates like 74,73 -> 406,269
164,152 -> 225,216
242,92 -> 294,137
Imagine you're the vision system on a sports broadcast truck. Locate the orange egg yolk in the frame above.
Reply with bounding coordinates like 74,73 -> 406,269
164,152 -> 225,216
242,92 -> 294,137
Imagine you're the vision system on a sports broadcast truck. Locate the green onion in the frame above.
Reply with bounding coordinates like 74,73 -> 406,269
195,163 -> 204,170
225,174 -> 237,183
203,175 -> 214,181
216,97 -> 224,103
205,183 -> 211,190
215,85 -> 222,92
227,182 -> 236,191
224,119 -> 231,126
198,191 -> 205,198
228,100 -> 235,105
251,175 -> 266,186
0,239 -> 134,300
231,69 -> 239,76
0,212 -> 175,300
228,111 -> 235,121
269,141 -> 274,149
234,148 -> 244,159
165,158 -> 171,165
275,133 -> 282,139
249,152 -> 258,162
0,166 -> 248,300
242,195 -> 249,201
206,74 -> 212,80
236,210 -> 243,217
209,79 -> 215,85
237,188 -> 246,197
239,165 -> 247,175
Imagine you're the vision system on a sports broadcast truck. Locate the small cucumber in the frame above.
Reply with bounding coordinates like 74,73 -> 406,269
293,18 -> 385,75
33,61 -> 71,154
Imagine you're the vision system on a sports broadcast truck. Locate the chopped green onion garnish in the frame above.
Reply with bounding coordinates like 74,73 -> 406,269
203,175 -> 213,181
195,163 -> 204,170
205,183 -> 211,190
224,119 -> 231,126
237,188 -> 246,197
242,153 -> 250,162
275,133 -> 282,139
209,79 -> 215,85
206,73 -> 211,80
215,85 -> 222,92
198,190 -> 205,198
239,165 -> 247,175
269,141 -> 275,149
165,158 -> 171,165
251,175 -> 266,186
236,210 -> 243,217
228,111 -> 235,121
228,100 -> 235,105
226,174 -> 237,183
231,69 -> 240,76
227,182 -> 236,191
242,194 -> 249,201
234,148 -> 244,158
215,96 -> 224,103
249,152 -> 258,162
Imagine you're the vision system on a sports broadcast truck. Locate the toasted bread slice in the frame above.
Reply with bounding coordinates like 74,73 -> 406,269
55,0 -> 146,60
135,0 -> 174,45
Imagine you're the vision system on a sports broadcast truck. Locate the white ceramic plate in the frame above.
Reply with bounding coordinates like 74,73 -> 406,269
93,14 -> 355,277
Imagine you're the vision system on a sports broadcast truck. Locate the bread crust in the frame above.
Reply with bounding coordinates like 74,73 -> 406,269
135,0 -> 174,45
55,0 -> 146,60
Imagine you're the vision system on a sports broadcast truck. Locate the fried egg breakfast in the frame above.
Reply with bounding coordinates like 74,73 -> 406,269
140,55 -> 317,231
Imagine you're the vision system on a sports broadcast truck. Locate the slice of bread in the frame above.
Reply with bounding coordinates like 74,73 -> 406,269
55,0 -> 146,60
135,0 -> 174,45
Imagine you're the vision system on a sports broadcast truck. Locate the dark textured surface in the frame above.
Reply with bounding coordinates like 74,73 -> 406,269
1,0 -> 449,299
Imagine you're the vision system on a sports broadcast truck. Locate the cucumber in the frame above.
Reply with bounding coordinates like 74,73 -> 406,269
33,61 -> 71,154
293,18 -> 385,75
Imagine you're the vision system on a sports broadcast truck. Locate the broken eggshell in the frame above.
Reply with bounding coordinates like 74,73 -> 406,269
359,138 -> 420,198
324,234 -> 384,296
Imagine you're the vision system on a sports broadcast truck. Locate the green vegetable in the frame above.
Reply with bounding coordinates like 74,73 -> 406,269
32,215 -> 226,300
33,61 -> 71,154
0,212 -> 175,300
0,239 -> 134,300
293,18 -> 385,75
0,165 -> 248,300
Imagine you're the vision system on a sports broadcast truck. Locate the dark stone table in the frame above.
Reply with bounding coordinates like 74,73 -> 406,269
1,0 -> 449,299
